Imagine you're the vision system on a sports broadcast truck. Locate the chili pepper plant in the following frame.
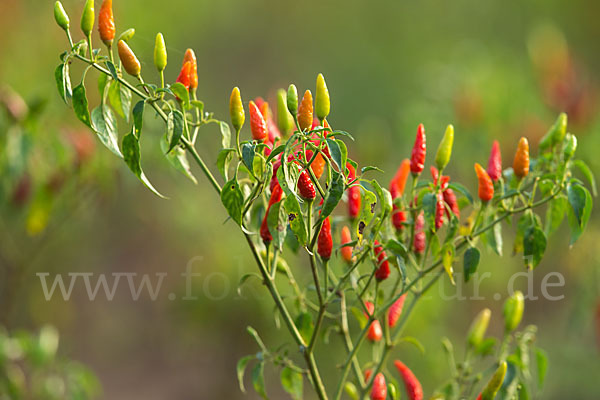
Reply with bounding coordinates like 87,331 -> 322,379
53,2 -> 595,399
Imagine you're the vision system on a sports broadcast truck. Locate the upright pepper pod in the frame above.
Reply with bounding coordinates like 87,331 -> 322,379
183,49 -> 198,91
474,163 -> 494,202
317,217 -> 333,260
480,361 -> 507,400
364,301 -> 383,342
248,100 -> 268,141
467,308 -> 491,348
154,33 -> 167,72
229,87 -> 245,132
118,28 -> 135,42
512,137 -> 530,179
410,124 -> 426,175
503,290 -> 524,332
435,191 -> 445,230
98,0 -> 115,46
340,226 -> 353,263
486,140 -> 502,181
370,373 -> 387,400
260,184 -> 284,244
563,133 -> 577,160
287,84 -> 298,118
297,90 -> 314,131
54,1 -> 70,31
80,0 -> 95,37
435,124 -> 454,171
394,360 -> 424,400
315,73 -> 330,121
393,159 -> 411,195
413,211 -> 425,254
388,294 -> 407,327
176,61 -> 193,90
539,112 -> 567,150
374,240 -> 390,281
117,40 -> 141,77
277,89 -> 293,137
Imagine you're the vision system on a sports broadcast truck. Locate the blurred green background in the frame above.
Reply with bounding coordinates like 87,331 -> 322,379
1,0 -> 599,398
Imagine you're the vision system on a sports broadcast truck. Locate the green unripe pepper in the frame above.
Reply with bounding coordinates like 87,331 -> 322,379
563,133 -> 577,160
54,1 -> 70,31
539,112 -> 567,150
118,28 -> 136,43
503,291 -> 524,332
481,361 -> 507,400
287,84 -> 298,118
154,33 -> 167,72
277,89 -> 293,138
229,87 -> 245,132
80,0 -> 95,37
435,124 -> 454,171
315,73 -> 330,121
467,308 -> 490,348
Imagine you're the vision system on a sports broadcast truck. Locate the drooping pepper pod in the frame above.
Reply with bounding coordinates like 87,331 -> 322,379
276,89 -> 293,138
370,373 -> 387,400
340,226 -> 353,263
435,124 -> 454,171
374,240 -> 390,281
248,100 -> 268,142
118,28 -> 135,43
394,360 -> 424,400
229,87 -> 245,132
306,149 -> 325,179
117,40 -> 141,77
474,163 -> 494,202
317,217 -> 333,260
98,0 -> 115,46
315,73 -> 330,121
388,294 -> 407,327
175,61 -> 193,90
413,211 -> 425,254
287,84 -> 298,118
467,308 -> 491,348
503,290 -> 524,332
364,301 -> 383,342
480,361 -> 507,400
512,137 -> 530,179
154,33 -> 167,72
297,90 -> 314,132
183,49 -> 198,91
539,112 -> 567,150
347,162 -> 361,219
80,0 -> 95,37
486,140 -> 502,181
410,124 -> 426,176
297,168 -> 316,200
54,1 -> 70,31
443,187 -> 460,218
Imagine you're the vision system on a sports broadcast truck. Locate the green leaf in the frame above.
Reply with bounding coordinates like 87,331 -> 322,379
170,82 -> 190,109
422,192 -> 437,227
442,244 -> 455,285
361,166 -> 384,175
266,144 -> 285,163
448,182 -> 473,204
280,367 -> 303,400
108,80 -> 132,121
350,307 -> 368,329
463,247 -> 480,282
267,200 -> 287,251
572,159 -> 597,196
91,105 -> 123,158
220,121 -> 231,149
386,238 -> 408,260
326,138 -> 343,170
55,63 -> 72,104
284,195 -> 308,244
295,312 -> 314,343
160,135 -> 197,184
535,348 -> 548,388
523,226 -> 546,269
72,83 -> 92,127
320,172 -> 345,221
545,196 -> 567,235
242,143 -> 256,174
567,183 -> 592,245
236,355 -> 254,393
217,148 -> 236,181
221,177 -> 244,226
356,188 -> 377,238
371,179 -> 393,217
166,110 -> 185,153
483,219 -> 503,256
132,100 -> 144,138
122,130 -> 166,198
476,337 -> 497,356
336,139 -> 348,172
251,362 -> 268,399
105,61 -> 119,81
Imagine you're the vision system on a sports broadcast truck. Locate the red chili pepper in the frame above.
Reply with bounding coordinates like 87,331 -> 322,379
394,360 -> 424,400
392,159 -> 411,195
486,140 -> 502,181
340,226 -> 353,263
176,61 -> 192,90
413,211 -> 425,254
249,100 -> 268,142
388,294 -> 407,327
392,204 -> 406,231
430,165 -> 439,185
364,369 -> 373,383
297,168 -> 316,200
256,98 -> 281,146
270,159 -> 281,192
443,188 -> 460,218
98,0 -> 115,46
475,163 -> 494,202
260,184 -> 283,244
371,373 -> 387,400
374,240 -> 391,281
410,124 -> 426,175
365,301 -> 383,342
435,191 -> 445,230
347,162 -> 361,219
306,149 -> 325,179
317,217 -> 333,260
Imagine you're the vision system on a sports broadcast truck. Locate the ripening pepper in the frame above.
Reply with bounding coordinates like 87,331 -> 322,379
467,308 -> 491,348
98,0 -> 115,46
365,301 -> 383,342
341,226 -> 353,263
539,112 -> 567,150
269,160 -> 281,192
183,49 -> 198,90
435,124 -> 454,171
315,73 -> 330,121
393,159 -> 411,195
306,149 -> 325,179
118,28 -> 135,42
388,294 -> 407,327
364,369 -> 372,383
430,166 -> 439,186
443,188 -> 459,218
249,101 -> 268,141
410,124 -> 426,175
394,361 -> 424,400
176,61 -> 193,90
563,133 -> 577,160
435,191 -> 445,230
277,89 -> 293,137
297,169 -> 316,200
474,163 -> 494,202
260,184 -> 283,244
503,290 -> 524,332
374,240 -> 391,281
413,211 -> 425,254
229,87 -> 245,132
154,33 -> 167,72
117,40 -> 141,77
287,84 -> 298,118
317,217 -> 333,260
487,140 -> 502,181
512,137 -> 530,179
54,1 -> 70,31
371,373 -> 387,400
298,90 -> 314,132
80,0 -> 95,37
347,163 -> 361,219
480,362 -> 507,400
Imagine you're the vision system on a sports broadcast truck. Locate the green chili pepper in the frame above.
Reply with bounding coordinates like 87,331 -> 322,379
277,89 -> 293,138
539,112 -> 567,150
154,33 -> 167,72
315,73 -> 330,121
287,84 -> 298,118
503,291 -> 524,332
80,0 -> 95,37
118,28 -> 136,43
480,361 -> 507,400
229,87 -> 245,132
467,308 -> 490,348
54,1 -> 70,31
563,133 -> 577,160
435,124 -> 454,171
